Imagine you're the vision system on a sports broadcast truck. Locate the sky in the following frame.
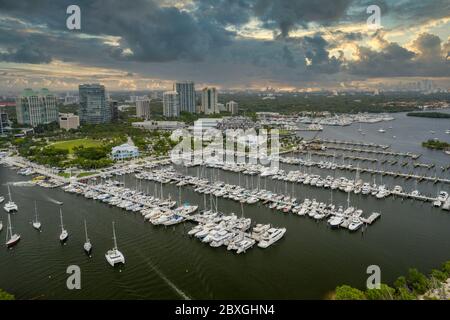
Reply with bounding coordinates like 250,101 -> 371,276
0,0 -> 449,92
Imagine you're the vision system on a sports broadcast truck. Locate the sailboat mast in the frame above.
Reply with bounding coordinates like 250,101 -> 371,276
34,201 -> 38,222
7,214 -> 13,240
7,185 -> 12,202
112,222 -> 118,250
60,207 -> 64,231
84,220 -> 89,242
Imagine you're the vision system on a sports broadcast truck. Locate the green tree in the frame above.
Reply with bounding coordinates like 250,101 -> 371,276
365,284 -> 396,300
441,261 -> 450,276
334,285 -> 366,300
396,288 -> 416,300
406,268 -> 430,294
430,269 -> 448,282
0,289 -> 15,300
393,276 -> 407,289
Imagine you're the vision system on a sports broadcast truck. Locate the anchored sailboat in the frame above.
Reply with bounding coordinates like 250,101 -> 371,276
83,220 -> 92,255
3,185 -> 18,213
5,214 -> 20,247
32,201 -> 41,231
105,221 -> 125,267
59,207 -> 69,242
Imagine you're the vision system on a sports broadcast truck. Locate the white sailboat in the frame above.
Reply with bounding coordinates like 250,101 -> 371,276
3,185 -> 18,213
32,201 -> 41,231
5,214 -> 20,247
105,221 -> 125,267
59,207 -> 68,242
83,220 -> 92,255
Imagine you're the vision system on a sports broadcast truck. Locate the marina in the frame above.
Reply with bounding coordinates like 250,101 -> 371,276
0,111 -> 449,299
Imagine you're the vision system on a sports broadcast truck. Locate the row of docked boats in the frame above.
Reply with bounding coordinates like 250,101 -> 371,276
62,178 -> 287,253
186,211 -> 285,252
135,167 -> 376,232
176,158 -> 447,207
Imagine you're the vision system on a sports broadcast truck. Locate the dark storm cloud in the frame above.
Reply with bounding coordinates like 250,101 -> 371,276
0,0 -> 449,88
0,0 -> 233,62
299,34 -> 343,73
193,0 -> 253,26
348,33 -> 450,77
253,0 -> 354,37
282,45 -> 297,68
0,44 -> 52,64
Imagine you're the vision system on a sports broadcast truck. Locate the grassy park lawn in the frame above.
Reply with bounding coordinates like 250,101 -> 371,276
77,171 -> 98,178
51,138 -> 104,153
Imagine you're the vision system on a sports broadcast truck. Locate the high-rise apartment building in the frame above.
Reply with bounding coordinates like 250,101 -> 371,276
15,88 -> 58,127
163,91 -> 180,118
78,84 -> 111,124
0,106 -> 9,135
201,87 -> 219,114
226,100 -> 239,115
136,97 -> 151,119
174,81 -> 196,113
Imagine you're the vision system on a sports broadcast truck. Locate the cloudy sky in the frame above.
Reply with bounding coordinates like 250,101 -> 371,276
0,0 -> 449,92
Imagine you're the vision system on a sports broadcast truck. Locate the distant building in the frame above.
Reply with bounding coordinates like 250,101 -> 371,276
63,93 -> 78,105
132,120 -> 186,131
226,100 -> 239,115
163,91 -> 180,118
175,81 -> 196,113
217,103 -> 226,112
117,104 -> 134,112
109,100 -> 119,122
0,106 -> 10,135
111,143 -> 139,160
193,118 -> 223,131
201,87 -> 219,114
16,88 -> 58,127
59,113 -> 80,130
136,97 -> 151,119
78,84 -> 111,124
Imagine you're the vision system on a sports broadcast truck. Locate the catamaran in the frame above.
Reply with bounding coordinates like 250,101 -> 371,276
59,208 -> 69,242
105,221 -> 125,267
83,220 -> 92,255
32,201 -> 41,231
3,185 -> 18,213
5,214 -> 20,247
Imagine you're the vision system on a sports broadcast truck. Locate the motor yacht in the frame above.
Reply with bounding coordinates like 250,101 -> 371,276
348,217 -> 363,231
257,228 -> 286,248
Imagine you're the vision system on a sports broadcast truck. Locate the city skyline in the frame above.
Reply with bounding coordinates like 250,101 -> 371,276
0,0 -> 448,92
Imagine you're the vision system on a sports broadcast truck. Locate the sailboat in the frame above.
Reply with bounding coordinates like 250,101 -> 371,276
0,220 -> 3,232
105,221 -> 125,267
83,220 -> 92,255
59,207 -> 69,242
5,214 -> 20,247
3,185 -> 18,213
32,201 -> 41,231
